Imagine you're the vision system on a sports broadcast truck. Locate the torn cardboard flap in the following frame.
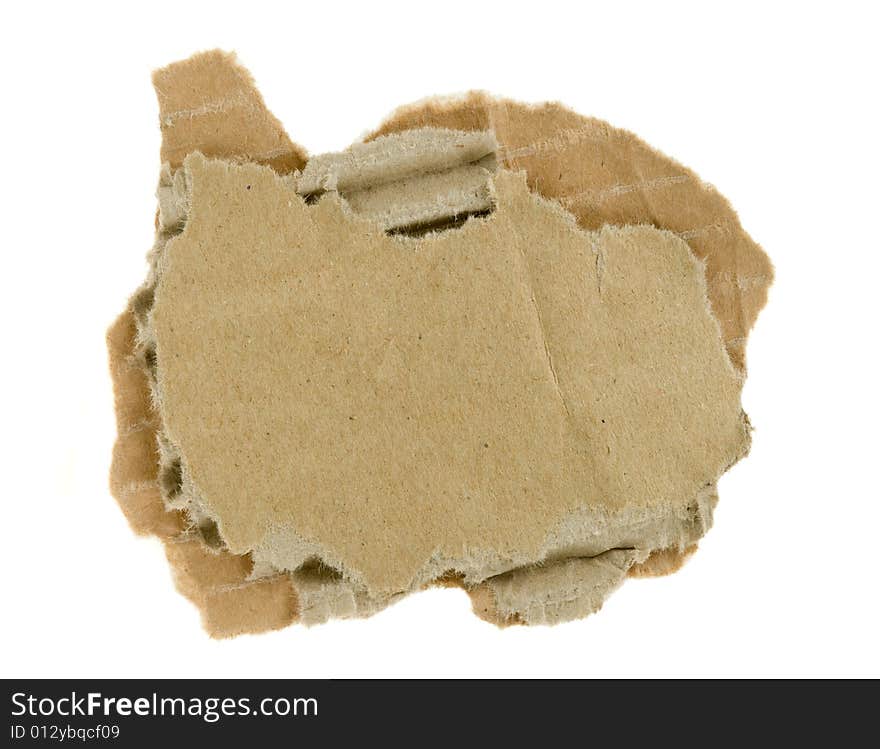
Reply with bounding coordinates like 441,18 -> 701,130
293,128 -> 498,233
106,50 -> 771,635
296,128 -> 496,194
153,49 -> 306,174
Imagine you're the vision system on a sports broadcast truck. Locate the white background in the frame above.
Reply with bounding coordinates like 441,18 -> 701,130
2,1 -> 878,678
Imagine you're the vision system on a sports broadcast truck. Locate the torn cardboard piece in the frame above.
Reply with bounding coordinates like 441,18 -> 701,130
106,50 -> 771,635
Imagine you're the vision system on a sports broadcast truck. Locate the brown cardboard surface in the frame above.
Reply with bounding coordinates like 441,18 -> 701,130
165,537 -> 298,637
368,93 -> 774,371
107,307 -> 186,539
297,128 -> 495,194
366,92 -> 774,580
108,51 -> 316,634
628,544 -> 699,578
150,154 -> 748,601
106,50 -> 769,634
108,304 -> 300,636
153,50 -> 306,174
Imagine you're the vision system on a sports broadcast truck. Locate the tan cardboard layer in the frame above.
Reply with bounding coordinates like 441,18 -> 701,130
165,537 -> 298,637
107,308 -> 186,539
108,304 -> 300,637
470,485 -> 717,624
106,50 -> 770,634
368,92 -> 773,371
109,50 -> 318,636
297,128 -> 496,194
151,153 -> 748,600
153,50 -> 306,175
366,91 -> 775,579
472,550 -> 639,626
629,544 -> 698,578
290,565 -> 398,626
293,129 -> 498,232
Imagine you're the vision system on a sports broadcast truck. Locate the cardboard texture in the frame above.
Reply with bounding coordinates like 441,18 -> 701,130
153,50 -> 306,174
295,128 -> 498,232
368,92 -> 774,371
107,50 -> 771,635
